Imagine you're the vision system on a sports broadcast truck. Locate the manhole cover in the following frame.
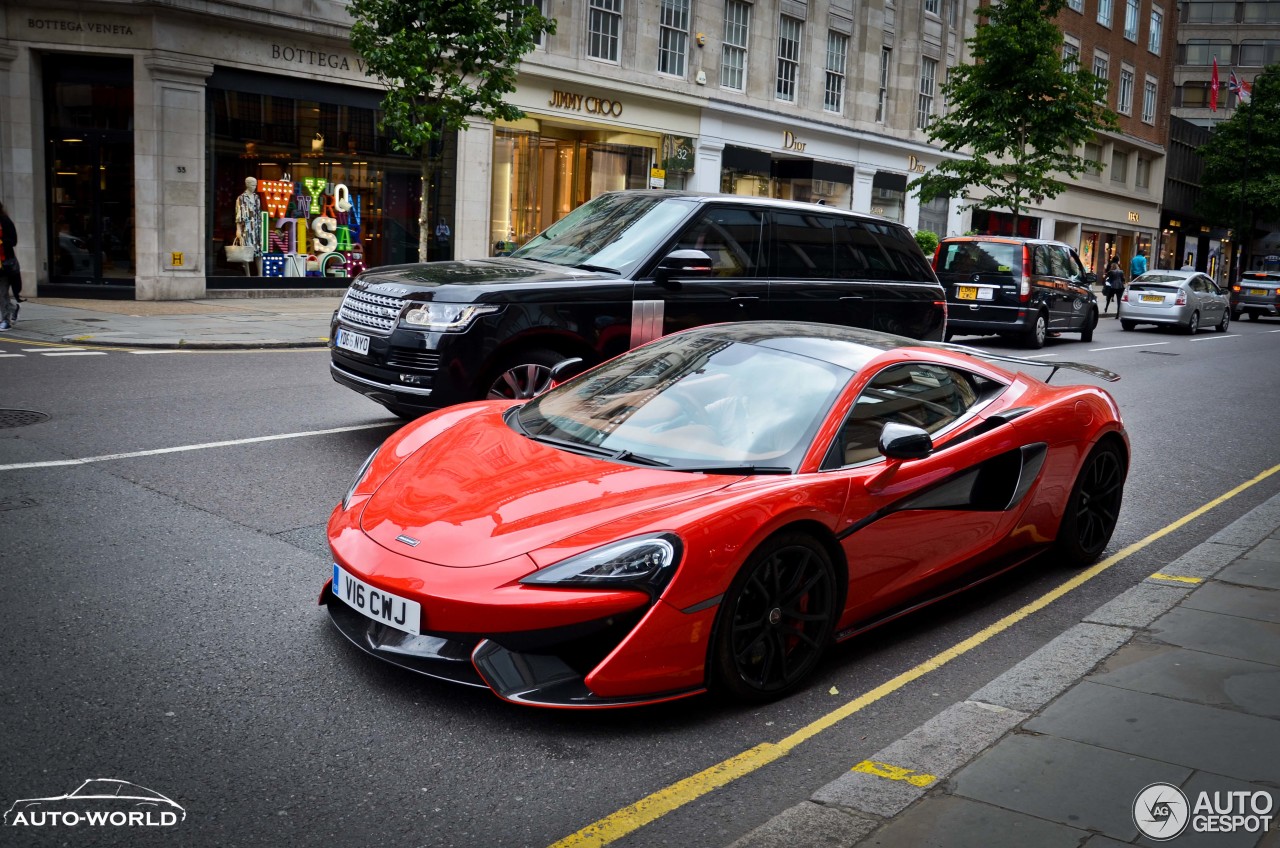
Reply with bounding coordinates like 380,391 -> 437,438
0,409 -> 50,428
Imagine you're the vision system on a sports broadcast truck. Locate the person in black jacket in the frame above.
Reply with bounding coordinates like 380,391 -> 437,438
1103,259 -> 1125,315
0,201 -> 21,330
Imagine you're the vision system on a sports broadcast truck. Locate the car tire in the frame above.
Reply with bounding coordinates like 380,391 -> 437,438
709,532 -> 838,703
1023,312 -> 1048,349
483,349 -> 566,401
1053,440 -> 1125,566
1216,309 -> 1230,333
944,330 -> 955,343
1249,311 -> 1260,321
1120,320 -> 1136,331
1080,308 -> 1098,343
384,405 -> 422,421
1183,311 -> 1200,335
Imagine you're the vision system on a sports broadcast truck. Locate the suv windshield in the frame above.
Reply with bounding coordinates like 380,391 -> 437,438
514,332 -> 851,472
509,193 -> 694,275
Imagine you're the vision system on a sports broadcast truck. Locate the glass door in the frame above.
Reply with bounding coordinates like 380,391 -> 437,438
50,133 -> 134,283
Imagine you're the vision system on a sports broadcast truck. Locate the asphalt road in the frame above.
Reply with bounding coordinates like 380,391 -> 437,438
1,315 -> 1278,848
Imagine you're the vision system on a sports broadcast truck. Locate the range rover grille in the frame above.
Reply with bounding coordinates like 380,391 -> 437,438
338,288 -> 404,335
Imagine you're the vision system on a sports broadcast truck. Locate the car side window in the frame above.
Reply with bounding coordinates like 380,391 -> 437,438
1189,277 -> 1205,293
770,212 -> 838,279
1048,246 -> 1074,280
672,207 -> 766,277
1033,246 -> 1053,277
826,363 -> 986,467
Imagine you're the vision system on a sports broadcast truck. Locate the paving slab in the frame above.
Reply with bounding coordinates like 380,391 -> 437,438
1089,643 -> 1280,719
1025,682 -> 1280,784
1084,582 -> 1193,629
949,732 -> 1190,840
1147,607 -> 1280,667
857,794 -> 1085,848
1181,582 -> 1280,625
1215,556 -> 1280,591
1210,501 -> 1280,548
1158,541 -> 1256,582
1167,771 -> 1278,848
970,622 -> 1131,712
1242,537 -> 1280,565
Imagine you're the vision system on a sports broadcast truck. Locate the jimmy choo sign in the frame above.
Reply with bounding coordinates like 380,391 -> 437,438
548,89 -> 624,118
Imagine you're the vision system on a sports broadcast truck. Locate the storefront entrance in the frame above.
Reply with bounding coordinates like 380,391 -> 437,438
44,56 -> 135,294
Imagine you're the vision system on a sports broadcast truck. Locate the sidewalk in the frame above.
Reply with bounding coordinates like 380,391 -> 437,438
732,492 -> 1280,848
0,292 -> 340,349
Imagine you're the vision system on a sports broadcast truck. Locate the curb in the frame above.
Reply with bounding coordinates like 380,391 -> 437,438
728,492 -> 1280,848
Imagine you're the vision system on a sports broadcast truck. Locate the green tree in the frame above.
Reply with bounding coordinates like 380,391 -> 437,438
910,0 -> 1117,232
915,229 -> 940,258
348,0 -> 556,259
1197,66 -> 1280,272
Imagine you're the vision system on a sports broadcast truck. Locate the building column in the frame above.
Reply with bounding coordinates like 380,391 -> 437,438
687,139 -> 724,193
852,166 -> 875,216
456,120 -> 493,261
136,53 -> 213,300
0,43 -> 37,292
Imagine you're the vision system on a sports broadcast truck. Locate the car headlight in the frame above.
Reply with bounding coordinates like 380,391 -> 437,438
342,448 -> 380,510
520,533 -> 683,598
401,303 -> 500,331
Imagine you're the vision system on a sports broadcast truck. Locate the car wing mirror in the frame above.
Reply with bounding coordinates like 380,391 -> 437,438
879,421 -> 933,460
655,249 -> 714,285
547,357 -> 587,389
1082,272 -> 1098,286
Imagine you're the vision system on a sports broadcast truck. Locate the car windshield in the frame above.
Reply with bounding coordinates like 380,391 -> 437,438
1133,273 -> 1189,285
509,193 -> 694,276
514,333 -> 852,472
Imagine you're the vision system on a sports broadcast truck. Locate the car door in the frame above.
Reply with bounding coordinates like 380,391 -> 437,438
767,210 -> 876,331
631,205 -> 770,347
827,362 -> 1042,624
1042,245 -> 1087,331
1194,275 -> 1224,324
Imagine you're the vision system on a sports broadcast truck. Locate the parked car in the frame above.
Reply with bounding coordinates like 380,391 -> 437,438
323,321 -> 1128,708
329,191 -> 946,419
1119,270 -> 1230,334
1231,272 -> 1280,321
933,235 -> 1099,349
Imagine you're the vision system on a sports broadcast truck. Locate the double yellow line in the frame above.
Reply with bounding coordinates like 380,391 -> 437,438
551,462 -> 1280,848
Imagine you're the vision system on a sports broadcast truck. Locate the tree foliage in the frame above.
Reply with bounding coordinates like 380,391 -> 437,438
1197,66 -> 1280,251
348,0 -> 556,259
910,0 -> 1118,228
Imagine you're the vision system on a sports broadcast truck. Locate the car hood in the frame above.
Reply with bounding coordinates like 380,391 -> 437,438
359,410 -> 736,567
356,258 -> 613,301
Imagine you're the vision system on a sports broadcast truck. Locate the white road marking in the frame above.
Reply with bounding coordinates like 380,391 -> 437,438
1190,334 -> 1238,342
0,422 -> 397,472
23,347 -> 85,352
1089,341 -> 1172,352
40,351 -> 108,356
129,349 -> 193,354
0,353 -> 24,358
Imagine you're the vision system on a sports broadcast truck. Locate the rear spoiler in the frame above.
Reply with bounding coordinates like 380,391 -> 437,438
927,341 -> 1120,383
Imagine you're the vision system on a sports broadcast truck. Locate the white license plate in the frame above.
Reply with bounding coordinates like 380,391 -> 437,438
336,328 -> 370,356
333,564 -> 421,635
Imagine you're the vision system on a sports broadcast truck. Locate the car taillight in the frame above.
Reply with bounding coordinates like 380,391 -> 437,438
1175,291 -> 1187,306
1231,285 -> 1241,292
1121,289 -> 1130,302
1020,246 -> 1032,302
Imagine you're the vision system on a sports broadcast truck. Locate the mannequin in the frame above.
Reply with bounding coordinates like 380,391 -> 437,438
234,176 -> 263,276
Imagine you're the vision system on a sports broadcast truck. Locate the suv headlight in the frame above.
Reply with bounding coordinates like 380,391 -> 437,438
520,533 -> 683,598
401,303 -> 500,331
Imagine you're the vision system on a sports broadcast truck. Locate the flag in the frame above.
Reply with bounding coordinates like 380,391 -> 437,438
1228,69 -> 1253,105
1210,57 -> 1219,111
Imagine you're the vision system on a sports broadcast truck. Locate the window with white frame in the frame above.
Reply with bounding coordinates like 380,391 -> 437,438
1093,52 -> 1110,103
1136,156 -> 1151,189
924,0 -> 940,15
1067,0 -> 1083,11
1097,0 -> 1113,27
776,15 -> 803,102
720,0 -> 751,90
824,31 -> 849,113
948,0 -> 958,27
1148,7 -> 1163,52
1142,76 -> 1157,123
1083,141 -> 1102,176
1119,66 -> 1135,114
587,0 -> 623,62
918,57 -> 937,129
876,46 -> 892,123
524,0 -> 546,46
1063,37 -> 1080,72
658,0 -> 690,76
1123,0 -> 1139,40
1111,149 -> 1129,184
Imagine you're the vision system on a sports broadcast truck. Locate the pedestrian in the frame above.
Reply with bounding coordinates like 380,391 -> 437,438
1103,259 -> 1125,315
1129,248 -> 1147,279
434,217 -> 452,261
0,200 -> 21,331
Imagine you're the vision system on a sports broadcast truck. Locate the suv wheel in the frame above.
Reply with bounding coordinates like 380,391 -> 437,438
1080,308 -> 1098,343
484,349 -> 566,400
1023,312 -> 1048,349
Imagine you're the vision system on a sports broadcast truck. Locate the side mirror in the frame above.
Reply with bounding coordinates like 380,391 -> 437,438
547,357 -> 587,389
655,249 -> 714,285
879,421 -> 933,460
1082,272 -> 1098,286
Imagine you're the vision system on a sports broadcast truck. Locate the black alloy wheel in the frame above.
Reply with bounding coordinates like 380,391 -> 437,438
1054,441 -> 1125,566
484,349 -> 564,400
1080,308 -> 1098,343
711,533 -> 838,701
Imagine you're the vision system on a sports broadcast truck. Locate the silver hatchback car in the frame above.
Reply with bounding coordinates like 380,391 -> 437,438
1119,270 -> 1230,334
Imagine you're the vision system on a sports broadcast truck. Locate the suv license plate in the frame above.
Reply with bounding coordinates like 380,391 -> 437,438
336,328 -> 370,356
333,564 -> 421,635
958,286 -> 978,300
1248,288 -> 1267,296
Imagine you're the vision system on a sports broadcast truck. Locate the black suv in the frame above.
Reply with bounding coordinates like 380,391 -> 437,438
933,235 -> 1099,348
330,191 -> 946,418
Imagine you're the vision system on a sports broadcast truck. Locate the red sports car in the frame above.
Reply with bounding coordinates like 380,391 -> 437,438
323,322 -> 1127,708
